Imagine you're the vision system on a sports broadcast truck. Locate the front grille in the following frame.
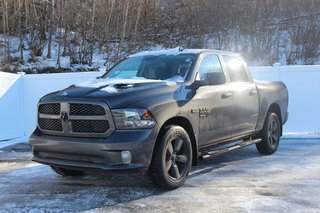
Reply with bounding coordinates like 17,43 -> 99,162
38,118 -> 62,132
37,102 -> 114,137
70,103 -> 105,115
71,120 -> 109,133
39,103 -> 60,115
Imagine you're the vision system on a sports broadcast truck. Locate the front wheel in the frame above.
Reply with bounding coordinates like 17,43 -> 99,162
51,166 -> 84,176
148,125 -> 192,190
256,112 -> 281,155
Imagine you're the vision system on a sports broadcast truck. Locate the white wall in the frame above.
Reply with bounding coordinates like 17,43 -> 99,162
250,65 -> 320,133
22,72 -> 103,136
0,72 -> 24,140
0,65 -> 320,141
0,71 -> 102,141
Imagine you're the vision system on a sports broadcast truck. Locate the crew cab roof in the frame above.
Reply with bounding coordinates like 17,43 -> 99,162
129,48 -> 239,58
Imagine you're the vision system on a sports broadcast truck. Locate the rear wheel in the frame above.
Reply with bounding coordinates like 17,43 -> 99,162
148,125 -> 192,190
256,112 -> 281,155
51,166 -> 84,176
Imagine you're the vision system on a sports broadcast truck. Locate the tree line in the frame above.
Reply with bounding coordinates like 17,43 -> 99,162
1,0 -> 320,71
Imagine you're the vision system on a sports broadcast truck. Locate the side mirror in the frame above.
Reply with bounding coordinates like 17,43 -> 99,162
96,76 -> 102,79
203,72 -> 226,85
193,80 -> 207,88
193,72 -> 226,88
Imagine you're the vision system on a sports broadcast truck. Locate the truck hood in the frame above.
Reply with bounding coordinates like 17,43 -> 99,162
41,78 -> 180,108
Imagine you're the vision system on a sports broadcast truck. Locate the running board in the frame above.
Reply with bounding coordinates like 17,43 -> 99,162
200,138 -> 262,160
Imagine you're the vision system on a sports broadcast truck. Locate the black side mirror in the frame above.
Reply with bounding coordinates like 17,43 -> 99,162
193,80 -> 207,88
193,72 -> 226,88
203,72 -> 226,85
96,76 -> 102,79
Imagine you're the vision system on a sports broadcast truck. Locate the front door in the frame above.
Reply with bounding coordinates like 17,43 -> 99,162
196,54 -> 234,146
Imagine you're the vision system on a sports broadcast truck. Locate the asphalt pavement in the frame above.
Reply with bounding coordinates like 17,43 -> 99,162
0,139 -> 319,213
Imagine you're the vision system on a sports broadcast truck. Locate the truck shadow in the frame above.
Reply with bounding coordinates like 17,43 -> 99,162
189,145 -> 260,179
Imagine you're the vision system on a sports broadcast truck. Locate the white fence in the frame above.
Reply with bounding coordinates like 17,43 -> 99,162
250,65 -> 320,134
0,65 -> 320,141
0,72 -> 23,140
0,71 -> 102,141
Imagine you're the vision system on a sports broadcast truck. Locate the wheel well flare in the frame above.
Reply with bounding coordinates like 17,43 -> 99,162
157,117 -> 198,166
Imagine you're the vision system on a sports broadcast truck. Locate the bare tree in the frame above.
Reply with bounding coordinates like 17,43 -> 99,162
133,0 -> 142,45
56,0 -> 63,67
116,0 -> 129,60
18,0 -> 24,63
89,0 -> 96,66
2,0 -> 11,64
1,0 -> 320,72
62,0 -> 69,57
47,0 -> 54,58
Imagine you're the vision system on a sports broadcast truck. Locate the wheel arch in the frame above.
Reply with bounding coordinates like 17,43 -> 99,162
156,116 -> 199,166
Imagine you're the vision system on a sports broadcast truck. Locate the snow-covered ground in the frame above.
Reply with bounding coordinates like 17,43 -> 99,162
0,139 -> 319,212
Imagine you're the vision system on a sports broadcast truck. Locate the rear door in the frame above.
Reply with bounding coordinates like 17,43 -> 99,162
222,55 -> 259,136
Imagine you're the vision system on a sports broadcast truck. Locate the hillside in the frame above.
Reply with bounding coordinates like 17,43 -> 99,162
0,0 -> 320,73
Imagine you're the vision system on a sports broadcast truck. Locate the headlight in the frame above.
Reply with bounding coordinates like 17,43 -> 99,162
111,108 -> 156,129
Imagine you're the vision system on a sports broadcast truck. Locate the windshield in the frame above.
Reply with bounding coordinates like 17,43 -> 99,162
103,54 -> 196,82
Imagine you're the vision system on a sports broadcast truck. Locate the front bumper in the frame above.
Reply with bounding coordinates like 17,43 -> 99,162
29,127 -> 158,171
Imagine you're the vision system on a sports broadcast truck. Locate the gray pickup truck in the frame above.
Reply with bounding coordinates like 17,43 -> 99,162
29,49 -> 288,189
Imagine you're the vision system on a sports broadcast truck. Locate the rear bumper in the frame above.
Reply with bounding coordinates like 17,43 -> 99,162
29,127 -> 158,171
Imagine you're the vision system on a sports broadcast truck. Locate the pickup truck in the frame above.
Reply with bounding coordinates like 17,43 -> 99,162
29,49 -> 289,189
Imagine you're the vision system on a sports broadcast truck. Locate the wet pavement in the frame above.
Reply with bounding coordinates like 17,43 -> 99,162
0,139 -> 319,212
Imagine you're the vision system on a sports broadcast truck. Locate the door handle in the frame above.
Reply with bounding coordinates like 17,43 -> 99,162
249,90 -> 257,96
221,92 -> 232,99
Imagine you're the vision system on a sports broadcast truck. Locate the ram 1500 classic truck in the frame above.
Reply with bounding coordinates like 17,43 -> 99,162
29,49 -> 289,189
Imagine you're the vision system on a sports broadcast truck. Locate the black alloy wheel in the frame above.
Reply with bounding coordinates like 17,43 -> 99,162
165,137 -> 189,180
256,112 -> 281,155
148,125 -> 192,189
267,116 -> 280,149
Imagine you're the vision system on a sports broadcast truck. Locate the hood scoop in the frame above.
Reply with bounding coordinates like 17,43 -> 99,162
113,83 -> 134,89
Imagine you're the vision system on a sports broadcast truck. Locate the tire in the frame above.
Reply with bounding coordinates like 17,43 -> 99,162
148,125 -> 192,190
50,166 -> 84,176
256,112 -> 281,155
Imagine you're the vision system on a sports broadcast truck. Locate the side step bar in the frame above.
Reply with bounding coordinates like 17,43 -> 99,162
200,138 -> 262,160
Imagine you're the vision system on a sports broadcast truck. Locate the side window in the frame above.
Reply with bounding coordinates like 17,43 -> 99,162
197,54 -> 224,80
223,55 -> 250,82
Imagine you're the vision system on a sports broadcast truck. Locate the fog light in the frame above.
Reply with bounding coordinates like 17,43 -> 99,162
121,151 -> 131,164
